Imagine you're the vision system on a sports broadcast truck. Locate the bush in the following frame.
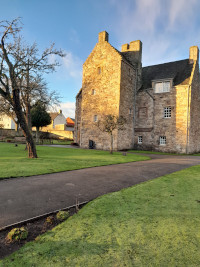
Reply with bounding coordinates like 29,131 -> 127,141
39,132 -> 51,140
56,211 -> 69,221
45,216 -> 54,225
6,227 -> 28,242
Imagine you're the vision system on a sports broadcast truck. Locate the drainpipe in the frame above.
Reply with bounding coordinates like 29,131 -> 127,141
145,89 -> 155,146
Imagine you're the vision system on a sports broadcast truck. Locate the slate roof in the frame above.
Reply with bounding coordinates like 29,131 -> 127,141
141,59 -> 193,90
50,112 -> 59,120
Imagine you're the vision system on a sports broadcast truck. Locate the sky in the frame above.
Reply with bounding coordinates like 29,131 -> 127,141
1,0 -> 200,118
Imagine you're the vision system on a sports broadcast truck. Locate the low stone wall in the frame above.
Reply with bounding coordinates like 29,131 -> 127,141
0,129 -> 24,138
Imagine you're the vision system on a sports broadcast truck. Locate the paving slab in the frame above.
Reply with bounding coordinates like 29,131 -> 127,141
0,154 -> 200,228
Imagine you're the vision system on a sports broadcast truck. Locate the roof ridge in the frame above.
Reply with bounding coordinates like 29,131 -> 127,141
143,59 -> 189,69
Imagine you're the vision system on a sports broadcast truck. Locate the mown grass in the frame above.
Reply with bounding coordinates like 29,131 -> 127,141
0,143 -> 149,179
1,165 -> 200,266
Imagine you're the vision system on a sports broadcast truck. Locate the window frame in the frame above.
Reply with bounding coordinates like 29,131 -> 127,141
138,136 -> 143,144
152,79 -> 172,94
159,136 -> 166,145
93,115 -> 98,122
164,107 -> 171,118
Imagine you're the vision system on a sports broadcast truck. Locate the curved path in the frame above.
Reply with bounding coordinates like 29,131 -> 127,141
0,154 -> 200,228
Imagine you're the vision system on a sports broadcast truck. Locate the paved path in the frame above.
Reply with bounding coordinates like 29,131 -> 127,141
0,154 -> 200,228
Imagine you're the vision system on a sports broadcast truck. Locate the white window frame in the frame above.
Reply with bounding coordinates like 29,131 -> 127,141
164,107 -> 171,118
154,81 -> 171,93
138,136 -> 143,144
159,136 -> 166,145
93,115 -> 98,122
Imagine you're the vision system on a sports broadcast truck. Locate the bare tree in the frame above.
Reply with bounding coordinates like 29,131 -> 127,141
0,18 -> 65,158
96,114 -> 126,154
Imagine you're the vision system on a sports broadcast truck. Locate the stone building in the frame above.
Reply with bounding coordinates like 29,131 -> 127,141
74,31 -> 200,154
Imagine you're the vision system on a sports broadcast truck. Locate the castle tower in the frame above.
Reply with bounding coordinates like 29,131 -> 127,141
121,40 -> 142,89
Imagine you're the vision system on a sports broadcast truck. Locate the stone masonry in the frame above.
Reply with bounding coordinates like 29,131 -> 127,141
74,31 -> 200,154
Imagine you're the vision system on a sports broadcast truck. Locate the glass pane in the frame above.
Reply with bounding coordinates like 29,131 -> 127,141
155,82 -> 163,93
163,82 -> 170,92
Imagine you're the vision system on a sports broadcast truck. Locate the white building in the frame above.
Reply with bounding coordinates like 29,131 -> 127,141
0,114 -> 16,130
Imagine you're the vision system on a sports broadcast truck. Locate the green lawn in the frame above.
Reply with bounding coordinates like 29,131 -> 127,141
0,143 -> 149,179
2,165 -> 200,266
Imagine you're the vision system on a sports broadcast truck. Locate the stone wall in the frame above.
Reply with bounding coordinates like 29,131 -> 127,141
118,60 -> 136,150
134,83 -> 193,153
188,62 -> 200,153
174,85 -> 188,153
134,89 -> 154,150
74,90 -> 82,144
79,33 -> 122,150
153,85 -> 177,152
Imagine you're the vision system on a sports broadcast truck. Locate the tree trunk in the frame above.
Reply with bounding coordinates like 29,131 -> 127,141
13,89 -> 37,158
26,101 -> 32,130
110,133 -> 113,154
36,127 -> 40,143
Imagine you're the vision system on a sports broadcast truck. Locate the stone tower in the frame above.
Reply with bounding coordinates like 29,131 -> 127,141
74,31 -> 142,151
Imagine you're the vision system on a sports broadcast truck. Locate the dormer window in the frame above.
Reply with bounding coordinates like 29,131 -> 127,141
154,81 -> 171,93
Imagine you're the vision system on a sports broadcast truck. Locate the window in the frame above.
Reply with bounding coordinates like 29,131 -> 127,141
138,136 -> 143,144
92,89 -> 96,95
94,115 -> 98,122
129,108 -> 132,115
159,136 -> 166,145
97,67 -> 101,74
164,107 -> 171,118
155,81 -> 170,93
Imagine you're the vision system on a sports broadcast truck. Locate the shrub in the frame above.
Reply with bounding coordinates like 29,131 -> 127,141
45,216 -> 54,225
56,211 -> 69,221
6,227 -> 28,242
39,132 -> 51,140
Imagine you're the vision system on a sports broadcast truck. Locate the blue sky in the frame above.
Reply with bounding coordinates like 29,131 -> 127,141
1,0 -> 200,117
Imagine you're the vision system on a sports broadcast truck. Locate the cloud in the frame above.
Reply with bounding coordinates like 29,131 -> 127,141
168,0 -> 198,28
62,52 -> 83,79
48,51 -> 83,81
59,101 -> 75,118
110,0 -> 200,65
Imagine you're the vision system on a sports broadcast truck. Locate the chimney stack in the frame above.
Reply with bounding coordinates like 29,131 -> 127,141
98,31 -> 109,43
189,46 -> 199,63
